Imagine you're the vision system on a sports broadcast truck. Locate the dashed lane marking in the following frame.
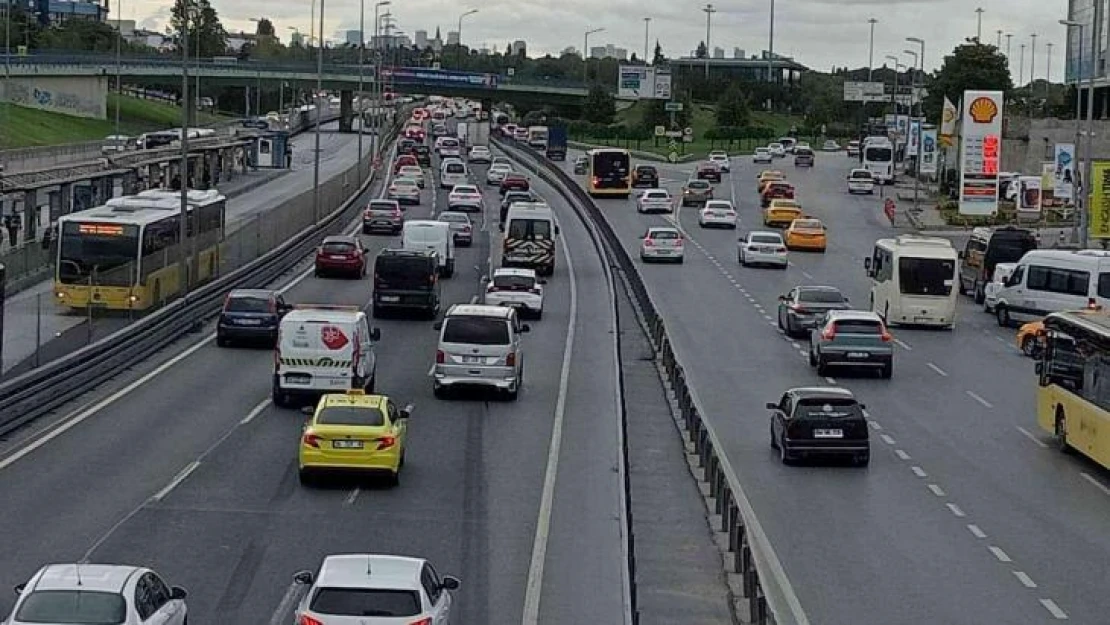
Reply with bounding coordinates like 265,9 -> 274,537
1039,598 -> 1068,619
152,461 -> 200,501
824,376 -> 836,385
911,466 -> 927,477
989,546 -> 1012,563
966,390 -> 994,409
926,362 -> 948,377
868,421 -> 882,431
1015,426 -> 1049,449
879,433 -> 896,445
893,338 -> 912,351
240,399 -> 271,425
967,524 -> 987,539
1014,571 -> 1038,588
1080,472 -> 1110,497
344,488 -> 360,505
894,449 -> 910,461
946,503 -> 966,517
927,484 -> 946,497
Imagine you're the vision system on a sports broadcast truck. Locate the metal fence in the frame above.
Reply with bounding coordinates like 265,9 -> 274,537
493,136 -> 807,625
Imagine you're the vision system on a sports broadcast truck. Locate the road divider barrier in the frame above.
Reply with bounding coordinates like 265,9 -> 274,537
494,136 -> 807,625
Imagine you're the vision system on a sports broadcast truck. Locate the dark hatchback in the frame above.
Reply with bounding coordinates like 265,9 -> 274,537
768,387 -> 870,466
217,289 -> 290,347
793,147 -> 815,167
500,174 -> 530,195
413,145 -> 432,167
632,165 -> 659,187
776,286 -> 850,338
500,190 -> 537,225
695,162 -> 722,183
372,249 -> 441,319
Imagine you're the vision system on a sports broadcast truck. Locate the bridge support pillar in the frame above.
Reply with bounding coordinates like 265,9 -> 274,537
207,151 -> 220,187
59,183 -> 73,217
21,191 -> 38,243
338,90 -> 354,133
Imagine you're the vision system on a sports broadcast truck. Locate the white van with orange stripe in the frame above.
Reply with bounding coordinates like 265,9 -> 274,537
273,305 -> 381,408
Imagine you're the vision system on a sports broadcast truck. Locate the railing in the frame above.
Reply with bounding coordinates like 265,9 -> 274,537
0,106 -> 412,435
493,135 -> 808,625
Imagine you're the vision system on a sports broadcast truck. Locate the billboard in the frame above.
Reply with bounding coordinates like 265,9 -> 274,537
843,81 -> 887,102
617,66 -> 670,99
653,71 -> 672,100
380,67 -> 498,88
1089,161 -> 1110,239
920,128 -> 938,174
1053,143 -> 1076,201
1017,176 -> 1042,216
958,90 -> 1004,216
907,119 -> 921,156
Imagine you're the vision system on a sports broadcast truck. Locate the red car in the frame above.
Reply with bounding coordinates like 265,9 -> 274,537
314,235 -> 366,278
393,154 -> 418,173
404,125 -> 426,142
696,162 -> 722,183
499,174 -> 530,195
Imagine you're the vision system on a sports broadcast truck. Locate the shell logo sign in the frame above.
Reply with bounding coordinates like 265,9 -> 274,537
968,96 -> 999,123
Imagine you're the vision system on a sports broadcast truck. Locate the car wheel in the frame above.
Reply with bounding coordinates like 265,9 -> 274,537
779,438 -> 793,465
386,470 -> 400,488
776,309 -> 785,331
739,252 -> 747,266
769,423 -> 779,449
973,281 -> 986,305
365,374 -> 376,394
272,383 -> 288,408
1055,409 -> 1072,453
808,347 -> 817,367
996,305 -> 1011,327
816,357 -> 829,376
216,335 -> 229,347
298,468 -> 314,486
433,382 -> 448,399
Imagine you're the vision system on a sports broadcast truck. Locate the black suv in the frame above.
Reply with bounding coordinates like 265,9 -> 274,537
632,165 -> 659,187
216,289 -> 290,347
768,386 -> 870,466
500,190 -> 537,226
372,249 -> 441,319
413,145 -> 432,167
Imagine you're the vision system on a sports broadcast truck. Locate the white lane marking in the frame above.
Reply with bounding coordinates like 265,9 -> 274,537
946,503 -> 966,517
768,321 -> 777,327
988,546 -> 1012,562
344,488 -> 360,505
824,376 -> 836,385
1080,472 -> 1110,497
967,524 -> 987,539
1016,426 -> 1049,448
927,484 -> 946,497
879,434 -> 896,445
426,365 -> 435,377
1013,571 -> 1038,588
152,461 -> 200,501
966,390 -> 994,409
521,201 -> 581,625
1039,599 -> 1068,619
894,449 -> 910,460
469,295 -> 478,304
893,338 -> 912,351
240,399 -> 271,425
267,580 -> 307,625
911,466 -> 927,477
801,270 -> 814,279
926,362 -> 948,377
763,314 -> 773,321
868,421 -> 882,431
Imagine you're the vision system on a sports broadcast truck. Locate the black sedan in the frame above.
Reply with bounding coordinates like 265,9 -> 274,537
776,286 -> 850,338
768,387 -> 870,466
216,289 -> 291,347
695,162 -> 722,183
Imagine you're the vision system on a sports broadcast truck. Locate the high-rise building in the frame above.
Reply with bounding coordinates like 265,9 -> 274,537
414,30 -> 428,49
561,46 -> 579,57
35,0 -> 107,24
589,44 -> 627,60
345,30 -> 362,45
713,46 -> 724,59
511,40 -> 527,56
290,31 -> 305,46
447,31 -> 460,45
733,47 -> 746,59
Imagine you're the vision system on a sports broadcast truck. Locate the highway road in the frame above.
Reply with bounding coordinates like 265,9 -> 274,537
1,122 -> 364,376
0,138 -> 630,624
555,146 -> 1110,624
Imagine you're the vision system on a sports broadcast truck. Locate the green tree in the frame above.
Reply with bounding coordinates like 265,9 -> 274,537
924,39 -> 1012,118
171,0 -> 229,57
255,18 -> 275,38
652,40 -> 665,65
716,84 -> 750,127
695,41 -> 707,59
582,85 -> 615,124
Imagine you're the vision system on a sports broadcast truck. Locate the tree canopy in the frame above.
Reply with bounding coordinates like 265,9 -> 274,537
924,40 -> 1013,117
171,0 -> 228,58
582,85 -> 615,124
716,83 -> 750,127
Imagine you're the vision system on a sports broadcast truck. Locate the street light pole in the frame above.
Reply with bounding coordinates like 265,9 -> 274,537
1006,33 -> 1012,58
1061,19 -> 1088,244
1019,44 -> 1025,86
907,36 -> 925,212
1082,0 -> 1103,248
583,27 -> 603,83
312,0 -> 324,223
886,55 -> 900,136
997,29 -> 1002,48
702,3 -> 716,79
178,8 -> 191,295
867,18 -> 877,82
1046,42 -> 1054,85
456,9 -> 477,68
372,2 -> 389,153
357,0 -> 366,183
975,7 -> 984,42
114,0 -> 122,140
643,17 -> 651,64
767,0 -> 776,110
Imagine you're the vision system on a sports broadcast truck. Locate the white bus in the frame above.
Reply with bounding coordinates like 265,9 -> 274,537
865,235 -> 959,329
861,136 -> 895,184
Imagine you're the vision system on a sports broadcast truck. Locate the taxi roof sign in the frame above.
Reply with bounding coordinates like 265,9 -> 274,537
347,389 -> 366,395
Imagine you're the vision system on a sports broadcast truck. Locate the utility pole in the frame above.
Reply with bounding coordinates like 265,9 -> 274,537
1019,43 -> 1026,86
997,29 -> 1002,48
868,18 -> 877,82
312,0 -> 324,223
702,4 -> 716,79
1006,33 -> 1012,59
178,9 -> 191,295
643,17 -> 651,64
975,7 -> 984,42
767,0 -> 776,110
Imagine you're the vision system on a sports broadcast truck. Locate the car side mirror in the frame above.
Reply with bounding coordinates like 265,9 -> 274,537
520,324 -> 531,333
399,403 -> 414,419
957,250 -> 965,259
441,575 -> 461,590
538,278 -> 547,285
170,586 -> 188,600
300,406 -> 315,416
555,225 -> 561,235
293,571 -> 314,585
371,328 -> 381,342
1035,361 -> 1044,376
765,402 -> 779,411
858,403 -> 867,410
863,257 -> 872,271
15,583 -> 25,595
433,321 -> 443,331
778,295 -> 788,301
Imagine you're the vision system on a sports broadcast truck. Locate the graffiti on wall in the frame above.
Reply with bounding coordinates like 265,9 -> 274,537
1,77 -> 107,120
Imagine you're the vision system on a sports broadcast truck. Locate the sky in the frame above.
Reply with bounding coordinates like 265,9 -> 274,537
126,0 -> 1069,80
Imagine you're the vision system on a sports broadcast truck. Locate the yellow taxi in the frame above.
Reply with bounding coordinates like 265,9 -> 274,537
1017,320 -> 1045,358
298,390 -> 411,486
757,170 -> 785,193
763,198 -> 803,227
784,217 -> 828,252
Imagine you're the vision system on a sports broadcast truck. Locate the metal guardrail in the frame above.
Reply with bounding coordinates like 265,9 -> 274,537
0,109 -> 412,436
493,136 -> 809,625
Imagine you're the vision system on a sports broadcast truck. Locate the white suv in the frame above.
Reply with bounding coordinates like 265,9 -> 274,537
294,554 -> 460,625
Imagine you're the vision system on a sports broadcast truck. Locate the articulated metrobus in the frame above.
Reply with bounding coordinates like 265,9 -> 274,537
55,189 -> 226,311
1038,311 -> 1110,468
586,148 -> 631,198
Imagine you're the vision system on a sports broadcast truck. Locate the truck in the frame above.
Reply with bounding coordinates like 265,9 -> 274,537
545,124 -> 567,161
464,121 -> 490,148
527,125 -> 549,149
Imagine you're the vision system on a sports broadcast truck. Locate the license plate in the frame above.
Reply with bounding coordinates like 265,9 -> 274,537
380,296 -> 400,302
329,255 -> 346,260
284,374 -> 310,385
914,316 -> 932,322
463,355 -> 483,363
847,352 -> 869,359
332,440 -> 364,449
237,319 -> 261,325
373,220 -> 392,225
813,429 -> 843,438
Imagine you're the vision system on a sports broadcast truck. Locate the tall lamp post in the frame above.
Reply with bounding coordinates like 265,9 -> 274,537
178,6 -> 191,294
1061,18 -> 1091,244
702,3 -> 716,78
886,55 -> 901,134
908,36 -> 925,212
312,0 -> 325,223
997,29 -> 1003,48
456,9 -> 477,68
767,0 -> 776,110
356,0 -> 367,183
372,1 -> 389,153
1006,33 -> 1012,58
867,18 -> 877,81
975,7 -> 984,42
643,17 -> 651,63
114,0 -> 122,140
583,27 -> 603,83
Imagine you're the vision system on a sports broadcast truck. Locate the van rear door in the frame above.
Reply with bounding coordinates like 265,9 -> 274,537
278,319 -> 357,390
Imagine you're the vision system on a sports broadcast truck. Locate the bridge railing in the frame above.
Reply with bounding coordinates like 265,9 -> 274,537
493,135 -> 808,625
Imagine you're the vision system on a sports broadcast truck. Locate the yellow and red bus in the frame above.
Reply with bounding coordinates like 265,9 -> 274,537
1037,310 -> 1110,467
55,189 -> 226,312
586,148 -> 631,198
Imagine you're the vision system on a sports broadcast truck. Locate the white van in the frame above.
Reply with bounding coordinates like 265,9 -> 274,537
403,220 -> 455,277
272,305 -> 380,407
865,235 -> 959,328
992,249 -> 1110,327
440,159 -> 468,189
503,202 -> 559,276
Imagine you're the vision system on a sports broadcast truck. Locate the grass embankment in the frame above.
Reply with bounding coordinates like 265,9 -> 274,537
0,94 -> 234,149
572,100 -> 806,159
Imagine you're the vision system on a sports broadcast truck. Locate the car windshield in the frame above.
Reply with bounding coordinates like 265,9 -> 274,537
15,590 -> 127,624
309,588 -> 420,617
443,316 -> 510,345
493,273 -> 536,290
322,241 -> 356,254
798,289 -> 845,304
650,230 -> 679,240
795,398 -> 863,420
899,257 -> 956,296
439,213 -> 468,223
453,186 -> 478,194
793,220 -> 822,230
751,234 -> 782,245
225,295 -> 271,313
688,181 -> 709,189
316,405 -> 384,426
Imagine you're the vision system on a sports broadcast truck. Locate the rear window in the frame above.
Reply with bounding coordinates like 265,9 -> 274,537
795,398 -> 863,420
369,202 -> 398,211
688,181 -> 710,189
322,242 -> 356,254
316,405 -> 384,426
751,234 -> 782,245
798,289 -> 845,304
442,138 -> 459,145
507,218 -> 552,240
650,230 -> 679,240
226,295 -> 272,313
453,186 -> 478,194
645,191 -> 669,199
394,179 -> 419,187
850,171 -> 872,179
444,163 -> 464,174
309,587 -> 420,618
376,255 -> 434,284
636,166 -> 656,174
493,274 -> 536,290
439,213 -> 468,223
793,220 -> 822,229
443,316 -> 511,345
834,319 -> 883,333
795,149 -> 814,157
15,590 -> 127,624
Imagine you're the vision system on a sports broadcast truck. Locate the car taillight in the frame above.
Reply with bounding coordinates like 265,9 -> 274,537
675,238 -> 684,246
393,209 -> 403,217
643,238 -> 653,246
822,326 -> 836,340
506,351 -> 516,367
531,287 -> 542,295
302,433 -> 321,448
408,619 -> 433,625
375,435 -> 397,450
881,329 -> 893,342
790,303 -> 807,313
436,350 -> 445,364
463,224 -> 472,232
776,247 -> 787,253
592,177 -> 600,185
1088,298 -> 1100,310
298,616 -> 324,625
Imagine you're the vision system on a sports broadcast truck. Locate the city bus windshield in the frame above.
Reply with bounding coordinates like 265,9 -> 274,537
57,222 -> 140,286
865,146 -> 892,161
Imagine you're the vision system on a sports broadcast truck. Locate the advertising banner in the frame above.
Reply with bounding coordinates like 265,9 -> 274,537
940,96 -> 958,147
843,81 -> 887,102
920,128 -> 938,174
653,72 -> 672,99
1089,161 -> 1110,240
1017,176 -> 1042,216
958,90 -> 1004,216
1053,143 -> 1076,201
618,66 -> 654,99
907,120 -> 921,156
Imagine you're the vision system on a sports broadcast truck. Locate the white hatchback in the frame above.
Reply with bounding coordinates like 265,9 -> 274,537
9,564 -> 188,625
847,168 -> 876,194
708,151 -> 731,172
486,163 -> 512,185
753,147 -> 774,163
739,231 -> 789,268
448,184 -> 484,212
698,200 -> 738,228
483,267 -> 545,318
641,227 -> 684,263
768,143 -> 786,158
637,188 -> 673,213
468,145 -> 492,163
